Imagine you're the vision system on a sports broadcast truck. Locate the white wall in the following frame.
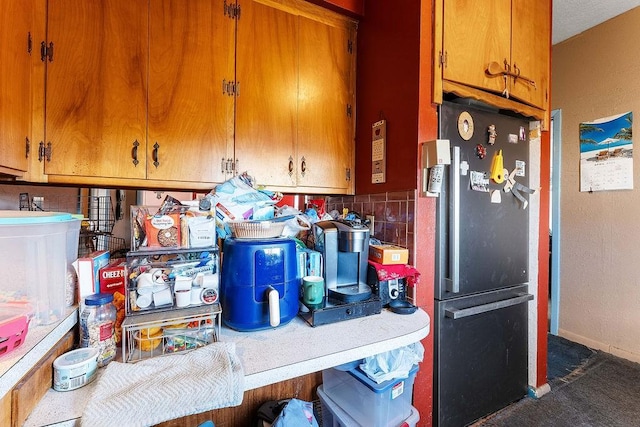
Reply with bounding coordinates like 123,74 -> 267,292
552,7 -> 640,362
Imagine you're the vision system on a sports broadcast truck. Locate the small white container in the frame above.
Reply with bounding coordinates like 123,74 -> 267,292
53,347 -> 99,391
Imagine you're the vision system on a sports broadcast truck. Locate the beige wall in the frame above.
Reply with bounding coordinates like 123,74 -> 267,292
552,7 -> 640,362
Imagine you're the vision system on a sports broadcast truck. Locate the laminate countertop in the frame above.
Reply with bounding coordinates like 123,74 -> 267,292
21,308 -> 430,426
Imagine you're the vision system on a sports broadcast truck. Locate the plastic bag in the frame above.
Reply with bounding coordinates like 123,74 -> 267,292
282,215 -> 311,237
359,342 -> 424,383
275,205 -> 312,238
272,398 -> 319,427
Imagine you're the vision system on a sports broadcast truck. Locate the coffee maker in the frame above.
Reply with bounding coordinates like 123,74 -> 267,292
298,219 -> 382,327
313,219 -> 372,302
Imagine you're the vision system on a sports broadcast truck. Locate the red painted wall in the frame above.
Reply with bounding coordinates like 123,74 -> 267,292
355,1 -> 437,425
355,1 -> 423,195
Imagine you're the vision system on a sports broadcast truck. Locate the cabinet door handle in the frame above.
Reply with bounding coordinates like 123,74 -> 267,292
288,157 -> 294,176
153,142 -> 160,168
131,140 -> 139,166
300,157 -> 307,177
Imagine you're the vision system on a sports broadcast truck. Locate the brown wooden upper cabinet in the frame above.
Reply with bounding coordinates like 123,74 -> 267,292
235,0 -> 356,194
42,0 -> 233,187
434,0 -> 550,116
29,0 -> 355,193
0,0 -> 33,177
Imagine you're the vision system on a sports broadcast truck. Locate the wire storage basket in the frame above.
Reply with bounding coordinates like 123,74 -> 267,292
85,195 -> 115,234
78,232 -> 127,258
121,304 -> 221,363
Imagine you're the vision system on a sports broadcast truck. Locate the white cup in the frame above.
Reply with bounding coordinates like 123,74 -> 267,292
136,293 -> 152,309
153,286 -> 173,307
190,286 -> 203,305
138,269 -> 166,294
175,289 -> 191,308
174,275 -> 193,292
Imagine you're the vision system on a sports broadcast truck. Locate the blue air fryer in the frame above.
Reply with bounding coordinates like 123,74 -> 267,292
220,237 -> 299,331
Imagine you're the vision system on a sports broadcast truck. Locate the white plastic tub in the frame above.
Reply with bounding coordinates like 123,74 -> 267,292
0,211 -> 81,325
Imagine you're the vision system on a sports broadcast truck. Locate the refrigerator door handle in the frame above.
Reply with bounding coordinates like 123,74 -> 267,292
446,146 -> 461,293
444,292 -> 534,320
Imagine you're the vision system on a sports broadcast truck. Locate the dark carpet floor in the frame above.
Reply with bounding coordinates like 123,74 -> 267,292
475,335 -> 640,427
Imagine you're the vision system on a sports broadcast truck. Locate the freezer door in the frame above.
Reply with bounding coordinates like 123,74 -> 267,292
436,101 -> 530,299
434,285 -> 532,427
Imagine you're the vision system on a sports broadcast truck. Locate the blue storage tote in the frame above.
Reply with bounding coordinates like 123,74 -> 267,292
321,364 -> 418,427
318,384 -> 419,427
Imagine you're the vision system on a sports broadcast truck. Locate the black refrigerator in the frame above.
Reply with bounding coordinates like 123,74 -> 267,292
434,100 -> 534,427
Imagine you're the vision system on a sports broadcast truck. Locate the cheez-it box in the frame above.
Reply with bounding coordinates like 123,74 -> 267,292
368,244 -> 409,265
99,258 -> 127,294
99,258 -> 127,344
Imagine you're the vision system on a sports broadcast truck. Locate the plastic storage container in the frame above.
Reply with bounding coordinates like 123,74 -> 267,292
0,303 -> 32,356
80,293 -> 117,367
321,364 -> 419,427
0,211 -> 81,325
318,385 -> 419,427
53,347 -> 99,391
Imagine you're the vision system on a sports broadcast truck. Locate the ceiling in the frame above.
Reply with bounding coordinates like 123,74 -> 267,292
553,0 -> 640,44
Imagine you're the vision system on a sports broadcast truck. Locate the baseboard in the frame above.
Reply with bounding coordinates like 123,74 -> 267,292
528,383 -> 551,398
558,329 -> 640,364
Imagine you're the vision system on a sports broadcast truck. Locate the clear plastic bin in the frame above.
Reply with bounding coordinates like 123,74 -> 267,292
321,364 -> 418,427
0,211 -> 80,325
318,384 -> 419,427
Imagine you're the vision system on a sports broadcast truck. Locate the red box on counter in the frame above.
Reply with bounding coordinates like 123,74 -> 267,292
99,258 -> 127,295
99,258 -> 127,344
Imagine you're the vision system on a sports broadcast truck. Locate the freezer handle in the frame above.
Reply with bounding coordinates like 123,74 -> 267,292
444,292 -> 534,320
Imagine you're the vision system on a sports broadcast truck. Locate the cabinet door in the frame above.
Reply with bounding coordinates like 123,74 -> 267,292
0,0 -> 32,175
442,0 -> 511,95
45,0 -> 147,179
235,0 -> 298,188
510,0 -> 549,110
298,16 -> 354,191
148,0 -> 234,183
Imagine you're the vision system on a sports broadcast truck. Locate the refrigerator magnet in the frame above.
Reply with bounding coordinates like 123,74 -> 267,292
457,111 -> 474,140
487,124 -> 497,145
470,171 -> 489,192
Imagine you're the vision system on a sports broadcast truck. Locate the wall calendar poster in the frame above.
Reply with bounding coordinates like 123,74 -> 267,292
579,112 -> 633,192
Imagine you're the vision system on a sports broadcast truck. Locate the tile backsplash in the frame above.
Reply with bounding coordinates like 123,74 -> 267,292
325,190 -> 416,264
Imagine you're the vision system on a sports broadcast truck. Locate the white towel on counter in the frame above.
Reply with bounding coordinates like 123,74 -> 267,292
81,342 -> 244,427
